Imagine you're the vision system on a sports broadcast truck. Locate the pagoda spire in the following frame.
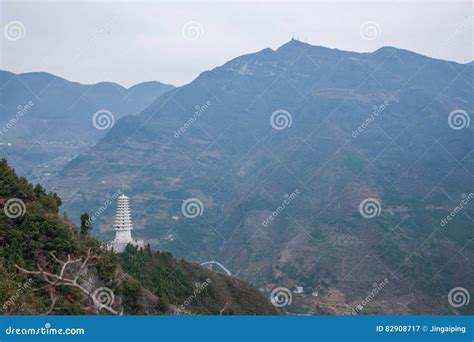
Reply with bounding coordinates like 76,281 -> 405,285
115,194 -> 132,231
107,193 -> 143,253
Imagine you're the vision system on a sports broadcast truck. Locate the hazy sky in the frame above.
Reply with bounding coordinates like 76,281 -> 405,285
1,1 -> 473,87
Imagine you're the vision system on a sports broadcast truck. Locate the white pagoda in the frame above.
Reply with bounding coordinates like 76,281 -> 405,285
107,194 -> 144,253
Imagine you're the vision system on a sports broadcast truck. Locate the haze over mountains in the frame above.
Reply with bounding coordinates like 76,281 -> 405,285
6,40 -> 474,314
0,70 -> 174,182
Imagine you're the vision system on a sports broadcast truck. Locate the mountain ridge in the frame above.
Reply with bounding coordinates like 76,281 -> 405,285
42,40 -> 474,314
0,70 -> 175,183
0,70 -> 175,91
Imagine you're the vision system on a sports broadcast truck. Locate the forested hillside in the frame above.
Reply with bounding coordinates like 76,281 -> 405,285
0,159 -> 278,315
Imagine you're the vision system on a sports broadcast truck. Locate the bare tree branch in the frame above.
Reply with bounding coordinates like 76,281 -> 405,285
45,287 -> 57,315
15,248 -> 118,315
219,302 -> 229,315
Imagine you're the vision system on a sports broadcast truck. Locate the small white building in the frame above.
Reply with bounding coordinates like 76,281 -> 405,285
294,286 -> 304,294
106,194 -> 144,253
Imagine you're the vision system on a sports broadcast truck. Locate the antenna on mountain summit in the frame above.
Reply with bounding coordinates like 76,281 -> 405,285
292,33 -> 295,40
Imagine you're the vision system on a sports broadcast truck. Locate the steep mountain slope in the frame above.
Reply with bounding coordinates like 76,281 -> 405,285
0,159 -> 278,315
50,40 -> 473,314
0,70 -> 174,182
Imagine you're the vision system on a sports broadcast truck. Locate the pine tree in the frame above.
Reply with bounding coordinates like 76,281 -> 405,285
80,212 -> 91,236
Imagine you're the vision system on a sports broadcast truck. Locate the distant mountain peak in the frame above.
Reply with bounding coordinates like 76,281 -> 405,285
52,36 -> 472,316
277,38 -> 311,50
373,46 -> 414,56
